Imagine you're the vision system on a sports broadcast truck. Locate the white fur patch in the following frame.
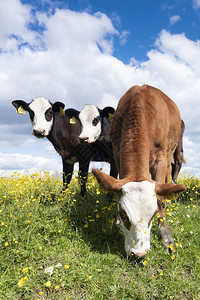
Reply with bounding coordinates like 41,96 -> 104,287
119,181 -> 157,256
29,97 -> 53,136
79,105 -> 101,143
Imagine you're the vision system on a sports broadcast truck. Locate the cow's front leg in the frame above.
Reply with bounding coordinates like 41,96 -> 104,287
62,158 -> 74,190
153,158 -> 175,252
157,196 -> 175,252
79,161 -> 90,198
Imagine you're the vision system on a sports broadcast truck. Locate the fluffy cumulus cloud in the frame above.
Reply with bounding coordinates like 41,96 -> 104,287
0,0 -> 200,176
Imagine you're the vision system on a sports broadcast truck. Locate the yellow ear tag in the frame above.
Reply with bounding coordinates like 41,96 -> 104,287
108,113 -> 114,122
59,107 -> 65,116
17,106 -> 26,115
70,116 -> 77,124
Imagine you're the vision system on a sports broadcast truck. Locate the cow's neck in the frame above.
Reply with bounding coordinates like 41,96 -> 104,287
47,113 -> 81,159
119,122 -> 150,181
120,149 -> 150,181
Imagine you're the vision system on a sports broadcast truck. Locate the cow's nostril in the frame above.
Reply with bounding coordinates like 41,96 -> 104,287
79,137 -> 89,144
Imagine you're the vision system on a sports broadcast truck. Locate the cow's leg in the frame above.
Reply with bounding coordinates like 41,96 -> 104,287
79,161 -> 90,197
62,158 -> 74,190
110,159 -> 118,179
107,159 -> 118,202
157,197 -> 175,252
152,158 -> 175,252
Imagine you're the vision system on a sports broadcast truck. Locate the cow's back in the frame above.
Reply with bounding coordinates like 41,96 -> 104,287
111,85 -> 181,179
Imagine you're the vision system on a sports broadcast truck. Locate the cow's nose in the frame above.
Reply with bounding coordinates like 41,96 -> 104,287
33,129 -> 45,138
129,251 -> 148,261
79,136 -> 89,144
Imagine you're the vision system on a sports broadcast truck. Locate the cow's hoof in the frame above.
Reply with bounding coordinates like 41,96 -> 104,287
158,225 -> 175,253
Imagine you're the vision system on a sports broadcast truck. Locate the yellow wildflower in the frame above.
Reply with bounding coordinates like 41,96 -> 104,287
37,244 -> 42,250
22,267 -> 29,274
17,276 -> 28,287
44,281 -> 51,287
143,260 -> 148,266
64,264 -> 70,269
38,291 -> 43,296
54,285 -> 60,290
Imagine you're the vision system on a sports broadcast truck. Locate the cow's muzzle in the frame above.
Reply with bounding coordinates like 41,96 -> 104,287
129,250 -> 148,261
33,129 -> 46,138
79,137 -> 89,144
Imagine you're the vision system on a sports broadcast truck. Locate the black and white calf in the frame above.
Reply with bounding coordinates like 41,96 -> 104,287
65,104 -> 115,144
12,98 -> 117,196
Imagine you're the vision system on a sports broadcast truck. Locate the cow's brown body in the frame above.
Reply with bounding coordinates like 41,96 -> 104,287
110,84 -> 182,247
111,84 -> 181,182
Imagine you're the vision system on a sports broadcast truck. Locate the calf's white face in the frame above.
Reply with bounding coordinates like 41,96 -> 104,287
79,105 -> 101,143
29,98 -> 53,138
118,181 -> 158,257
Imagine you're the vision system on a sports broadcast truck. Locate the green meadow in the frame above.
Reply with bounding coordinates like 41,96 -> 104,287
0,171 -> 199,299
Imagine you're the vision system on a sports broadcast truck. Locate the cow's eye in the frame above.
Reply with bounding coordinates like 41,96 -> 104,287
45,108 -> 53,122
119,211 -> 127,222
92,116 -> 100,126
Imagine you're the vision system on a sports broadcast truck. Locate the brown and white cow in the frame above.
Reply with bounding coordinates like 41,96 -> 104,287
92,84 -> 187,258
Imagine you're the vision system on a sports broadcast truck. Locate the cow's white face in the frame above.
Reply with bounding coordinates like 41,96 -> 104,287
118,181 -> 158,257
29,98 -> 53,138
79,105 -> 101,143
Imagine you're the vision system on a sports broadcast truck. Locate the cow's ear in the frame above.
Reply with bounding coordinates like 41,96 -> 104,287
12,100 -> 29,115
100,106 -> 115,122
65,108 -> 80,124
155,182 -> 187,197
92,168 -> 125,193
52,102 -> 65,115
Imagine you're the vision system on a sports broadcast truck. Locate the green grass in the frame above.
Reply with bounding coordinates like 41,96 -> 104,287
0,171 -> 200,299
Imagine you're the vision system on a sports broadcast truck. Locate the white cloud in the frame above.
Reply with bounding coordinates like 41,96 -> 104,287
0,1 -> 200,177
193,0 -> 200,9
0,152 -> 59,171
169,15 -> 181,25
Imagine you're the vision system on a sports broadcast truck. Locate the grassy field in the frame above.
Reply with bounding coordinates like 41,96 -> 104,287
0,171 -> 199,299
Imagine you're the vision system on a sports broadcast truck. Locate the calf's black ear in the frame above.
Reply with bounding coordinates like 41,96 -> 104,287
65,108 -> 80,124
52,102 -> 65,115
100,106 -> 115,121
12,100 -> 29,114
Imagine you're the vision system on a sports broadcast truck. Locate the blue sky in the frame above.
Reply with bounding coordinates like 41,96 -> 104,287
20,0 -> 200,62
0,0 -> 200,176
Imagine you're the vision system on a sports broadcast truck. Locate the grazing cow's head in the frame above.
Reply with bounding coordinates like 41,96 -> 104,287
76,105 -> 115,143
92,169 -> 186,259
12,98 -> 65,138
